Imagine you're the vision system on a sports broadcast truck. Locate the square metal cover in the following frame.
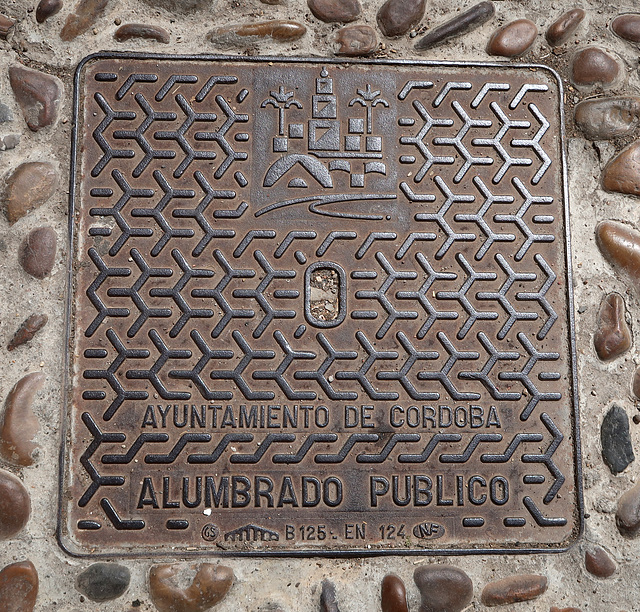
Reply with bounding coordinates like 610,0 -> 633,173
59,53 -> 582,556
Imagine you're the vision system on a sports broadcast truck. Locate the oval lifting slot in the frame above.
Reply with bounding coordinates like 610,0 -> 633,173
304,262 -> 346,328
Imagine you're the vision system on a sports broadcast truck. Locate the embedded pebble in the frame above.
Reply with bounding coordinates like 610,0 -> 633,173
7,314 -> 48,351
0,469 -> 30,539
616,481 -> 640,536
334,25 -> 377,56
0,373 -> 43,467
571,47 -> 620,87
633,366 -> 640,399
19,227 -> 57,279
585,546 -> 616,578
546,8 -> 585,46
308,0 -> 360,23
574,96 -> 640,140
0,135 -> 20,151
8,65 -> 62,132
413,565 -> 473,612
0,15 -> 15,38
594,293 -> 631,361
377,0 -> 426,38
481,574 -> 547,606
5,161 -> 58,224
595,220 -> 640,285
60,0 -> 109,41
320,579 -> 340,612
603,141 -> 640,197
149,564 -> 234,612
114,23 -> 170,43
260,0 -> 283,3
141,0 -> 208,9
381,574 -> 408,612
0,560 -> 38,612
601,404 -> 634,475
550,608 -> 582,612
487,19 -> 537,57
208,20 -> 306,47
36,0 -> 63,23
0,103 -> 13,123
76,563 -> 130,602
612,14 -> 640,43
415,1 -> 495,51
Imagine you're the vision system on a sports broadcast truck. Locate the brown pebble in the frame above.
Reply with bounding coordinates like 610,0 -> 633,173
612,14 -> 640,43
308,0 -> 360,23
574,96 -> 640,141
571,47 -> 620,87
603,141 -> 640,197
633,367 -> 640,399
616,481 -> 640,536
5,162 -> 58,224
114,23 -> 170,43
377,0 -> 426,38
19,227 -> 57,279
585,546 -> 616,578
260,0 -> 283,3
487,19 -> 537,57
550,608 -> 582,612
381,574 -> 408,612
0,560 -> 38,612
546,8 -> 585,46
594,293 -> 631,361
60,0 -> 109,41
481,574 -> 547,606
149,564 -> 234,612
334,25 -> 377,56
209,20 -> 306,47
8,65 -> 63,132
7,314 -> 48,351
36,0 -> 63,23
0,469 -> 30,539
596,220 -> 640,285
413,565 -> 473,612
0,373 -> 43,467
0,15 -> 15,38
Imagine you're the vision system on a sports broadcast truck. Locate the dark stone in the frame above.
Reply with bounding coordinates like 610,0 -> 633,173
0,372 -> 43,467
149,564 -> 234,612
320,579 -> 340,612
76,563 -> 130,602
8,65 -> 62,131
487,19 -> 537,57
574,96 -> 640,140
36,0 -> 63,23
415,1 -> 495,51
413,565 -> 473,612
633,366 -> 640,399
260,0 -> 283,3
19,227 -> 57,279
377,0 -> 426,38
0,15 -> 15,38
7,314 -> 48,351
0,469 -> 30,539
0,135 -> 20,150
571,47 -> 620,87
546,8 -> 585,46
60,0 -> 109,41
616,481 -> 640,536
5,161 -> 58,224
114,23 -> 170,43
308,0 -> 361,23
208,20 -> 306,47
381,574 -> 408,612
612,14 -> 640,43
596,220 -> 640,285
601,405 -> 634,475
334,25 -> 377,56
603,141 -> 640,196
481,575 -> 547,606
585,546 -> 616,578
0,103 -> 13,122
594,293 -> 631,361
140,0 -> 209,10
0,560 -> 38,612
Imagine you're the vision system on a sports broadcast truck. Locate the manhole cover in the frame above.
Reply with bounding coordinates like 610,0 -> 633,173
59,53 -> 582,556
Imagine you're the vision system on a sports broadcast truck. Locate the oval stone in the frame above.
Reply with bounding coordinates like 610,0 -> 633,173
0,469 -> 30,539
633,366 -> 640,399
585,546 -> 616,578
601,404 -> 634,475
208,20 -> 306,47
5,161 -> 58,224
77,563 -> 130,602
487,19 -> 537,57
481,574 -> 547,606
594,293 -> 631,361
19,227 -> 57,279
413,565 -> 473,612
7,314 -> 48,352
0,560 -> 38,612
612,14 -> 640,43
574,96 -> 640,140
377,0 -> 426,38
114,24 -> 170,44
36,0 -> 63,23
8,65 -> 62,131
334,25 -> 377,56
60,0 -> 109,41
546,8 -> 585,46
603,141 -> 640,197
381,574 -> 408,612
596,220 -> 640,284
550,608 -> 582,612
616,481 -> 640,536
308,0 -> 361,23
571,47 -> 620,87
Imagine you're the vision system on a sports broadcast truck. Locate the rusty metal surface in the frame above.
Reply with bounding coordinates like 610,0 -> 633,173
59,53 -> 581,556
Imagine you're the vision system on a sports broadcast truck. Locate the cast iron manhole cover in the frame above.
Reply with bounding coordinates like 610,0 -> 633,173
59,53 -> 582,556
